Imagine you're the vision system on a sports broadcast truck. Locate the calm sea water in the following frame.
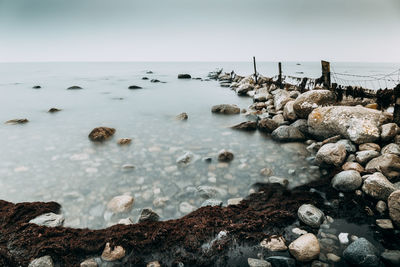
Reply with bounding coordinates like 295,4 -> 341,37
0,62 -> 398,229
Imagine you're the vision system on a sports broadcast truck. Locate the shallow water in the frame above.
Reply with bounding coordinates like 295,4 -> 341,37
0,62 -> 398,229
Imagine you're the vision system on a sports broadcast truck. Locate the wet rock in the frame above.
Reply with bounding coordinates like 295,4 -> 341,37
32,85 -> 41,89
138,208 -> 160,223
201,199 -> 223,207
176,151 -> 195,166
218,149 -> 234,162
176,112 -> 188,120
343,237 -> 380,267
128,85 -> 142,89
231,121 -> 257,131
315,143 -> 347,167
80,258 -> 98,267
260,235 -> 287,251
388,190 -> 400,227
67,85 -> 82,90
48,108 -> 61,113
332,170 -> 362,192
298,204 -> 325,228
88,127 -> 116,142
376,219 -> 394,229
178,74 -> 191,79
362,172 -> 395,200
266,256 -> 295,267
337,139 -> 357,153
381,143 -> 400,156
381,123 -> 399,142
179,202 -> 196,213
236,83 -> 254,95
283,100 -> 297,121
29,212 -> 64,227
101,242 -> 126,262
28,255 -> 54,267
247,258 -> 271,267
342,162 -> 365,173
365,154 -> 400,179
107,195 -> 134,213
117,138 -> 131,145
5,118 -> 29,124
381,250 -> 400,266
211,104 -> 240,114
359,143 -> 381,152
258,118 -> 279,133
227,197 -> 243,205
272,89 -> 291,111
289,233 -> 320,262
293,90 -> 336,118
356,150 -> 380,165
308,106 -> 392,144
271,125 -> 305,142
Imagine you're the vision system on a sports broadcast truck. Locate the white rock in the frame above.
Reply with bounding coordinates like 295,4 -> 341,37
29,213 -> 64,227
28,256 -> 54,267
107,195 -> 134,213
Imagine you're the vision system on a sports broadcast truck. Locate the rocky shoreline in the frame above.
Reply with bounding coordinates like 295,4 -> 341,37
1,69 -> 400,266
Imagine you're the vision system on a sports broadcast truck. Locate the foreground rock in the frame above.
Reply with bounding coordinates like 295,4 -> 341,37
28,256 -> 54,267
297,204 -> 324,228
107,195 -> 134,213
5,118 -> 29,124
365,154 -> 400,179
101,243 -> 126,262
29,213 -> 64,227
332,170 -> 362,192
283,100 -> 297,121
315,143 -> 347,167
288,233 -> 320,262
388,190 -> 400,227
88,127 -> 116,142
178,74 -> 191,79
231,121 -> 257,131
343,238 -> 380,266
308,106 -> 392,144
293,90 -> 336,118
271,126 -> 305,142
211,104 -> 240,114
361,172 -> 395,200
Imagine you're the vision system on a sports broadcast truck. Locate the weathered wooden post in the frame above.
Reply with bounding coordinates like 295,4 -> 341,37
321,60 -> 331,89
394,84 -> 400,125
278,62 -> 283,89
253,56 -> 258,84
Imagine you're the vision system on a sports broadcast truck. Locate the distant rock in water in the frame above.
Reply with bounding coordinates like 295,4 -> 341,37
151,79 -> 160,83
211,104 -> 240,114
142,77 -> 149,80
176,112 -> 188,120
128,85 -> 142,89
88,127 -> 116,142
178,74 -> 191,79
117,138 -> 131,145
146,71 -> 153,74
5,118 -> 29,124
48,108 -> 61,113
67,86 -> 82,90
32,85 -> 41,89
218,149 -> 234,162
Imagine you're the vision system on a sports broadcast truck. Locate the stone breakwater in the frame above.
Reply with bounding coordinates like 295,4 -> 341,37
1,70 -> 400,266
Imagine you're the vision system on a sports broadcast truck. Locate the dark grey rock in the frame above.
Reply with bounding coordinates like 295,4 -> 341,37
138,208 -> 160,223
266,256 -> 296,267
178,74 -> 191,79
343,238 -> 380,266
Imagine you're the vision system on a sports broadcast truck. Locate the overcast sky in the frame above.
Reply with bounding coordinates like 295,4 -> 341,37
0,0 -> 399,62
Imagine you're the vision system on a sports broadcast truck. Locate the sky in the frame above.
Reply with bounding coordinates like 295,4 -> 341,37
0,0 -> 399,62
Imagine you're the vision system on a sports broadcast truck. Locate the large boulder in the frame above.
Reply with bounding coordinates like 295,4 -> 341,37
211,104 -> 240,114
308,106 -> 392,144
362,172 -> 396,200
293,90 -> 336,118
288,233 -> 320,262
332,170 -> 362,192
388,190 -> 400,227
343,238 -> 380,267
273,89 -> 291,111
271,126 -> 305,142
315,143 -> 347,167
365,154 -> 400,180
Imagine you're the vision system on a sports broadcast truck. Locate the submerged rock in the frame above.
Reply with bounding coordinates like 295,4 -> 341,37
231,121 -> 257,131
297,204 -> 325,228
388,190 -> 400,227
343,238 -> 380,267
315,143 -> 347,167
32,85 -> 41,89
28,256 -> 54,267
117,138 -> 131,145
5,118 -> 29,124
289,233 -> 320,262
178,74 -> 191,79
176,151 -> 195,166
176,112 -> 188,120
101,242 -> 125,262
332,170 -> 362,192
29,213 -> 64,227
211,104 -> 240,114
48,108 -> 61,113
88,127 -> 116,142
308,106 -> 392,144
293,90 -> 336,118
271,125 -> 305,142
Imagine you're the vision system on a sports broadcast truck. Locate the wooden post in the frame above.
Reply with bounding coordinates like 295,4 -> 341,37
394,84 -> 400,125
278,62 -> 282,89
321,60 -> 331,89
253,56 -> 258,84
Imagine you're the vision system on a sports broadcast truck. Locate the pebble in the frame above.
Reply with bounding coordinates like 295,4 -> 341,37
118,218 -> 134,225
201,199 -> 223,207
326,253 -> 341,262
101,242 -> 126,262
297,204 -> 325,228
376,200 -> 387,214
343,237 -> 380,266
138,208 -> 160,222
28,256 -> 54,267
376,219 -> 394,229
147,261 -> 161,267
107,195 -> 134,213
288,233 -> 320,262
